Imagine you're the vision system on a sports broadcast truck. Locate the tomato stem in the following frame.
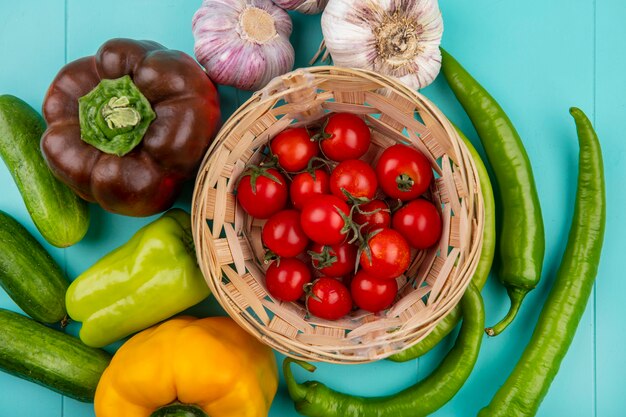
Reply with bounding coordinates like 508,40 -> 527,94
337,206 -> 362,244
263,250 -> 280,264
310,118 -> 332,142
341,188 -> 371,206
237,165 -> 283,194
309,246 -> 338,270
396,173 -> 415,192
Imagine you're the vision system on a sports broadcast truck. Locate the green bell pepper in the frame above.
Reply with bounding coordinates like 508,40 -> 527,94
66,209 -> 210,347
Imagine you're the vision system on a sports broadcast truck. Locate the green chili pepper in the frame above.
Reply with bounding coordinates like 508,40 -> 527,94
66,209 -> 210,347
478,108 -> 605,416
441,48 -> 545,336
389,127 -> 495,362
284,283 -> 484,417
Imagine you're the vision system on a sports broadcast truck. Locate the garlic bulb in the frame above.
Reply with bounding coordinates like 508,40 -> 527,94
272,0 -> 328,14
192,0 -> 295,91
321,0 -> 444,90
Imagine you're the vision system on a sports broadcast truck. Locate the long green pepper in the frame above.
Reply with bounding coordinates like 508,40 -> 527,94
389,128 -> 495,362
479,108 -> 605,416
441,49 -> 545,336
284,283 -> 484,417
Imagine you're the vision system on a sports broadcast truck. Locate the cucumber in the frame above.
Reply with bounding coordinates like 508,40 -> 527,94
0,95 -> 89,247
0,210 -> 69,323
0,308 -> 111,402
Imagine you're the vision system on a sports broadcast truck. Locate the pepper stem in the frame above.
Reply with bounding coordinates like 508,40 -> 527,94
283,358 -> 316,402
102,96 -> 141,129
485,287 -> 527,336
78,75 -> 155,156
149,403 -> 209,417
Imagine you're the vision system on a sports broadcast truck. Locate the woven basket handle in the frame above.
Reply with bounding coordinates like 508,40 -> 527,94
260,69 -> 326,124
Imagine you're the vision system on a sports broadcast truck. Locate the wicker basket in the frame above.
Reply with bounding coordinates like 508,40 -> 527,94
191,66 -> 484,364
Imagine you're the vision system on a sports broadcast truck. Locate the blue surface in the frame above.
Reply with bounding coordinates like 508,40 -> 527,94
0,0 -> 624,416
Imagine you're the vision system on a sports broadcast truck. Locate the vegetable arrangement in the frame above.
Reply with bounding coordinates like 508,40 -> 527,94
281,67 -> 605,417
235,113 -> 443,320
0,1 -> 610,417
0,35 -> 232,414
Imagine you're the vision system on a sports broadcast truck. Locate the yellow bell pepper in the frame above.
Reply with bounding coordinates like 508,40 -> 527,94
94,316 -> 278,417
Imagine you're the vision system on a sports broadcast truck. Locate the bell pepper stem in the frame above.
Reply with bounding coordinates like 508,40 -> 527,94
78,75 -> 156,156
485,287 -> 527,336
283,358 -> 316,402
149,403 -> 209,417
101,96 -> 141,129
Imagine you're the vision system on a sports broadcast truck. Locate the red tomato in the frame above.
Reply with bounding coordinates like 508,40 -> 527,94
329,159 -> 378,201
270,128 -> 319,172
290,169 -> 330,210
265,258 -> 312,302
320,113 -> 371,161
359,228 -> 410,280
236,168 -> 288,219
306,277 -> 353,320
309,242 -> 358,277
376,144 -> 433,201
300,195 -> 350,245
262,210 -> 309,257
351,270 -> 398,313
353,199 -> 391,233
392,199 -> 442,249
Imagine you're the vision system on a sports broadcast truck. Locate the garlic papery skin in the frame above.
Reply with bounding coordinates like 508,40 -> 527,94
321,0 -> 444,90
272,0 -> 328,14
193,0 -> 295,91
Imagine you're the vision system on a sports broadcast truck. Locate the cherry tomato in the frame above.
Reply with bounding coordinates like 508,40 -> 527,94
309,242 -> 358,278
306,277 -> 353,320
359,228 -> 410,280
320,113 -> 371,161
265,258 -> 312,302
270,127 -> 319,172
329,159 -> 378,201
300,195 -> 350,245
262,210 -> 309,257
392,199 -> 442,249
236,167 -> 288,219
353,199 -> 391,233
351,270 -> 398,313
290,169 -> 330,210
376,144 -> 433,201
